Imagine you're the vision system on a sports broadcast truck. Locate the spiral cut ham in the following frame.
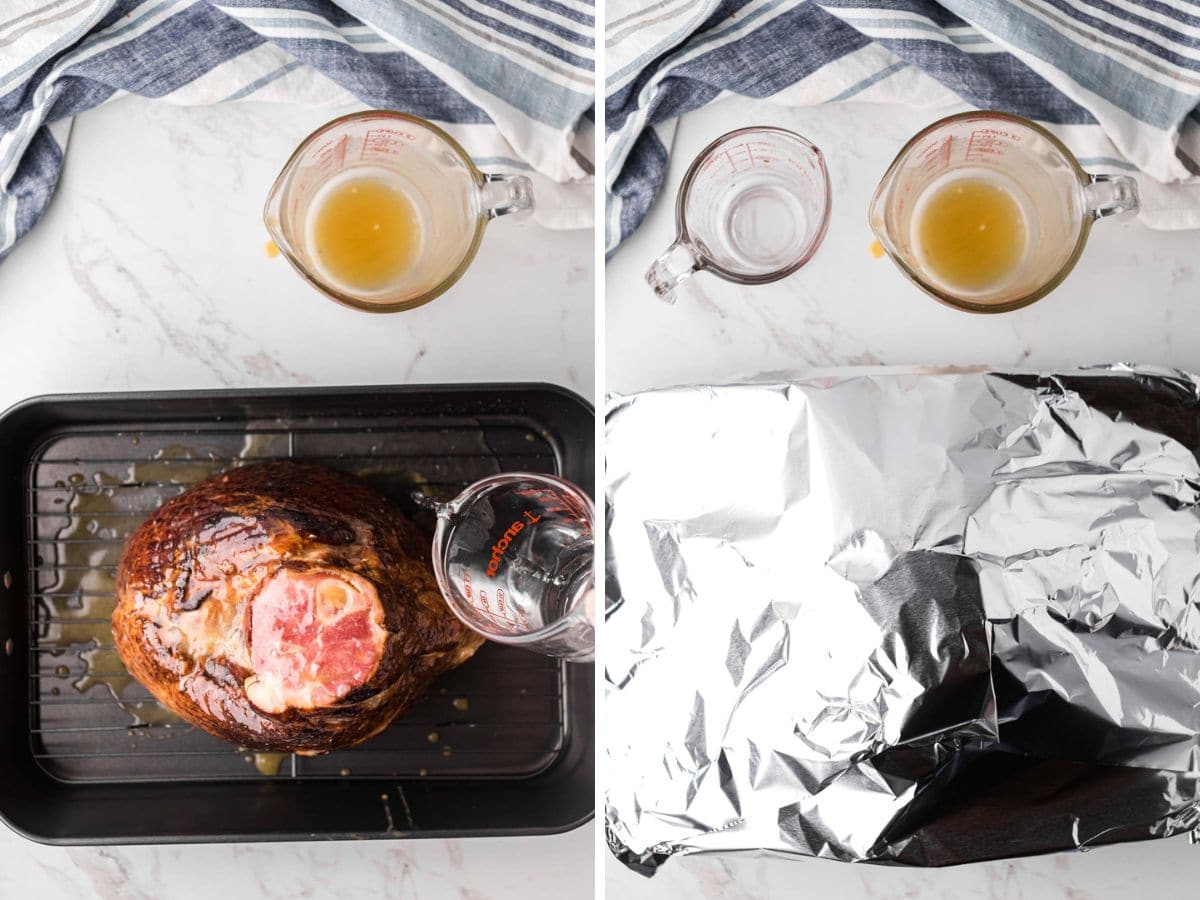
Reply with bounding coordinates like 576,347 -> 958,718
112,461 -> 482,753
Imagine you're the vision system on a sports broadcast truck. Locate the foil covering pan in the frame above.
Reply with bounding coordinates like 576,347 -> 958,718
605,367 -> 1200,874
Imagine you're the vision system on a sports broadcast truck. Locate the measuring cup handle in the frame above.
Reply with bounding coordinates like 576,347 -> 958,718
1084,173 -> 1139,220
645,239 -> 700,304
481,173 -> 535,219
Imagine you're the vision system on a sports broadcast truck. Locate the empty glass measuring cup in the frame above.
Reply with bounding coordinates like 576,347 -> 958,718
420,473 -> 594,662
870,111 -> 1139,313
265,110 -> 534,313
646,127 -> 832,303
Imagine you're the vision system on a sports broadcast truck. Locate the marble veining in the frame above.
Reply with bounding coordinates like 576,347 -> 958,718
609,838 -> 1200,900
0,98 -> 594,406
0,834 -> 593,899
606,96 -> 1200,897
607,100 -> 1200,395
0,95 -> 593,899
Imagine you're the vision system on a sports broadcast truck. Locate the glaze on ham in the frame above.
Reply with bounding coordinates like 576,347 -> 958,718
112,461 -> 482,753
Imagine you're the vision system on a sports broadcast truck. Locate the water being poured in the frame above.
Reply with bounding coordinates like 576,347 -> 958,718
421,473 -> 595,661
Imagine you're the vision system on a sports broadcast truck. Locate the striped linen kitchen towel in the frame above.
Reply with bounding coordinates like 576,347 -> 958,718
606,0 -> 1200,254
0,0 -> 595,261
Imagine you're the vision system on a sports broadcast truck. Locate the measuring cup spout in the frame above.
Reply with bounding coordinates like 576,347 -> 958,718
867,179 -> 899,265
262,173 -> 288,256
411,492 -> 463,520
646,239 -> 701,303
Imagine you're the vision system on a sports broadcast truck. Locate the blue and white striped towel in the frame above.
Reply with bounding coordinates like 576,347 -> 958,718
0,0 -> 595,261
606,0 -> 1200,254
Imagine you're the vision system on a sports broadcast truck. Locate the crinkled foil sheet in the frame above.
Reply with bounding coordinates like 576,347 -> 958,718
605,367 -> 1200,875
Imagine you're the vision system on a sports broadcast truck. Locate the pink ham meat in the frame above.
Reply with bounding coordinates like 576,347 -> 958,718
112,461 -> 483,753
246,570 -> 386,713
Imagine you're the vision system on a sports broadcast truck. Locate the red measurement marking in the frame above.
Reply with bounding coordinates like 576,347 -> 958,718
360,127 -> 415,161
965,128 -> 1019,162
514,487 -> 567,514
314,135 -> 349,173
472,602 -> 521,628
462,568 -> 472,600
467,586 -> 525,629
514,487 -> 592,536
746,141 -> 779,169
918,136 -> 954,174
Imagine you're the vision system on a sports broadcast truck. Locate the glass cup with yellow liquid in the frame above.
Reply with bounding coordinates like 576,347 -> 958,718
264,110 -> 533,312
870,111 -> 1139,313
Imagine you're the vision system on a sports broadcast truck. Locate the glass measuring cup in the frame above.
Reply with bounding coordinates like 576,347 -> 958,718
420,473 -> 594,662
646,127 -> 832,303
870,111 -> 1140,313
264,110 -> 534,313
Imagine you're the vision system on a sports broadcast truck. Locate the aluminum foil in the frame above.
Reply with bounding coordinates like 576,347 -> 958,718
605,367 -> 1200,874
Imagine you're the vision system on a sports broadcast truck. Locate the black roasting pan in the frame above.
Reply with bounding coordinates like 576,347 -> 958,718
0,383 -> 594,844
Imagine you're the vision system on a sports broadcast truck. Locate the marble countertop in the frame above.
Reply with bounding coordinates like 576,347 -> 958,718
607,100 -> 1199,393
0,96 -> 594,899
605,96 -> 1200,898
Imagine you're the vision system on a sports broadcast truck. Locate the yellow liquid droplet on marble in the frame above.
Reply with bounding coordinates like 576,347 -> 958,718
310,174 -> 422,293
264,240 -> 280,258
914,176 -> 1027,294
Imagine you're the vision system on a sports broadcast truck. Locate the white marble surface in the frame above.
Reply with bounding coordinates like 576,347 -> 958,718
0,97 -> 594,899
605,96 -> 1200,897
607,100 -> 1200,393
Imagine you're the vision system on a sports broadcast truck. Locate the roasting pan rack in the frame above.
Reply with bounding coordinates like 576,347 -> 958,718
0,385 -> 594,842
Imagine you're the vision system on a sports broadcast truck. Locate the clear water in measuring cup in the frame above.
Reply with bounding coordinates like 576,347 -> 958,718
717,173 -> 810,272
683,132 -> 829,278
428,474 -> 594,661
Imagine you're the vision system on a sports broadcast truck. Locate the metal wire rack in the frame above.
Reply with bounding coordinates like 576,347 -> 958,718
25,416 -> 568,784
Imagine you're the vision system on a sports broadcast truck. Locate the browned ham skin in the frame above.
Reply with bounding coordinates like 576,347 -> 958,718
112,461 -> 483,754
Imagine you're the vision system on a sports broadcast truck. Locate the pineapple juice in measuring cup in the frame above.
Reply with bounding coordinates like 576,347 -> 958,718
870,111 -> 1138,313
265,111 -> 534,312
